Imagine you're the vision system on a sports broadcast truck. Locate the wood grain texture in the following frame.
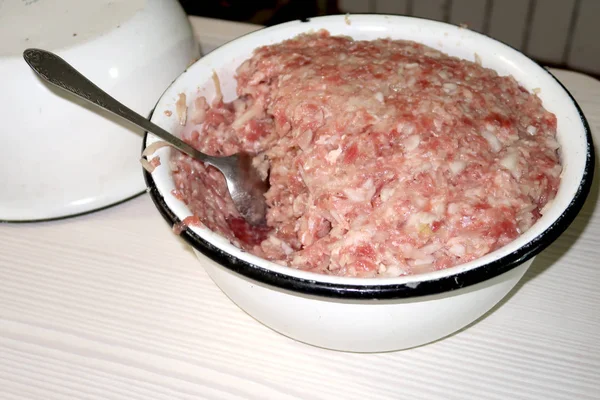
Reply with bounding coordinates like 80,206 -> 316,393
1,17 -> 599,400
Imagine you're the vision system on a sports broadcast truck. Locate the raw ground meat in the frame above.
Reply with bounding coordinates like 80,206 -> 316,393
170,30 -> 561,278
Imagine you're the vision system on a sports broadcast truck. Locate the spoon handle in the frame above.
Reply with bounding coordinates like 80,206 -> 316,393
23,48 -> 207,163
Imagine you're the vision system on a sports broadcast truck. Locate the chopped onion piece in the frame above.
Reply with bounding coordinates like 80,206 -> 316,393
412,255 -> 435,266
500,151 -> 519,173
443,82 -> 457,93
142,141 -> 172,158
397,122 -> 416,135
232,103 -> 263,129
326,146 -> 343,164
546,137 -> 560,151
449,160 -> 467,175
140,158 -> 155,173
482,130 -> 502,153
403,135 -> 420,151
526,125 -> 538,135
191,97 -> 209,125
141,141 -> 173,173
379,187 -> 395,202
448,244 -> 466,257
212,70 -> 223,104
175,93 -> 187,126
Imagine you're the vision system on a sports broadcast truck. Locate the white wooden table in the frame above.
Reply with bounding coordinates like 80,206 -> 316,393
1,17 -> 599,400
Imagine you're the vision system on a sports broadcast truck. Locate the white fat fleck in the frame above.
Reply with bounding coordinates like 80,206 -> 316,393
405,63 -> 419,69
380,186 -> 395,202
448,244 -> 466,257
343,179 -> 376,202
403,135 -> 421,151
343,189 -> 363,203
337,229 -> 371,249
449,160 -> 467,175
462,88 -> 473,99
397,122 -> 416,135
297,129 -> 313,150
375,92 -> 384,103
414,162 -> 432,173
366,111 -> 381,122
297,165 -> 311,189
414,196 -> 428,209
432,201 -> 445,215
474,52 -> 482,65
315,134 -> 336,145
482,130 -> 502,153
443,82 -> 457,93
420,242 -> 442,255
500,151 -> 519,174
350,214 -> 370,229
408,212 -> 437,228
232,103 -> 263,129
326,146 -> 343,164
268,235 -> 282,246
448,203 -> 460,214
546,137 -> 560,151
280,241 -> 294,255
526,125 -> 538,135
412,256 -> 435,266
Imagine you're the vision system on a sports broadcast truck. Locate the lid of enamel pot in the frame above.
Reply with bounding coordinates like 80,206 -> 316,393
0,0 -> 199,222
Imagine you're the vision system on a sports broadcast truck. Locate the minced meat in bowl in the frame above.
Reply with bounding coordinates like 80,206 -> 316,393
143,15 -> 592,351
164,30 -> 562,278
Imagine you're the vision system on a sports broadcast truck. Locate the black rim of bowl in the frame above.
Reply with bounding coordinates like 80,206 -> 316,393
142,15 -> 595,300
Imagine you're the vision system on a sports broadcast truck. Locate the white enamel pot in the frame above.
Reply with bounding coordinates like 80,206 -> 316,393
143,15 -> 593,352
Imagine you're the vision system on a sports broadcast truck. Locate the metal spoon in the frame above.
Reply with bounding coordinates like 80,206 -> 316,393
23,48 -> 268,226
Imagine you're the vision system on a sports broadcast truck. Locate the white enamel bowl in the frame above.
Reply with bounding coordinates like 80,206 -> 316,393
0,0 -> 199,221
143,15 -> 594,352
